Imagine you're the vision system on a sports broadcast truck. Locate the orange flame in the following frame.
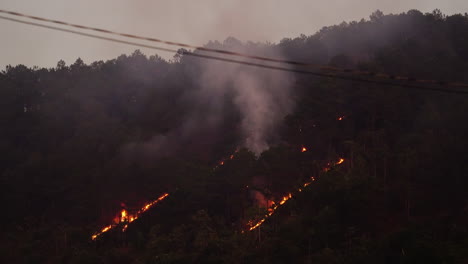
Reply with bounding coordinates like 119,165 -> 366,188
91,225 -> 113,241
323,158 -> 345,171
214,149 -> 239,170
247,157 -> 345,231
301,146 -> 307,152
121,209 -> 128,222
91,193 -> 169,240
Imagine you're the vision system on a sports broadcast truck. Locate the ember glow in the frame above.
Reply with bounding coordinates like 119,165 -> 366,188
248,158 -> 344,231
248,180 -> 309,231
301,146 -> 307,152
91,193 -> 169,240
121,209 -> 127,222
338,116 -> 345,121
323,158 -> 345,172
91,225 -> 112,241
214,149 -> 239,169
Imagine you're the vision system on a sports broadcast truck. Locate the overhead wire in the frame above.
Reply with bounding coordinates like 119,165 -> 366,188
181,52 -> 468,94
2,8 -> 468,90
3,9 -> 466,238
1,12 -> 468,94
0,9 -> 312,67
0,15 -> 179,55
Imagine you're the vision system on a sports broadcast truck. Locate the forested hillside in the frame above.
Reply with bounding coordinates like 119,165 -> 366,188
1,10 -> 468,263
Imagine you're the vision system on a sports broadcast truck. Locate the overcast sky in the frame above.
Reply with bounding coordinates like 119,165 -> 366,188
1,0 -> 467,68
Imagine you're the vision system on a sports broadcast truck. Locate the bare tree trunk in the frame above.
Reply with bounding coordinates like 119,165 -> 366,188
383,157 -> 387,193
258,225 -> 261,243
374,162 -> 377,179
406,195 -> 411,221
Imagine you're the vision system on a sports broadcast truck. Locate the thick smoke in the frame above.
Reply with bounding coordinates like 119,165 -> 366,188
195,43 -> 295,154
123,39 -> 295,161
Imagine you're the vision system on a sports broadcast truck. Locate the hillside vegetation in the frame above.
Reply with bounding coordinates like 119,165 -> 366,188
1,9 -> 468,263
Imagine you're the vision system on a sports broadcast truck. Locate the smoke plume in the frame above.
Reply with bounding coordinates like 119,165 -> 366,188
199,52 -> 294,154
123,38 -> 295,161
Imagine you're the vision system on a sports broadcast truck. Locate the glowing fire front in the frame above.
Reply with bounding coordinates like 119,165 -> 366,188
91,193 -> 169,240
215,149 -> 239,169
248,158 -> 344,231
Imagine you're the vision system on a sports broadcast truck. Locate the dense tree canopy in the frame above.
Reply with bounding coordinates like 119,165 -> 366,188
1,10 -> 468,263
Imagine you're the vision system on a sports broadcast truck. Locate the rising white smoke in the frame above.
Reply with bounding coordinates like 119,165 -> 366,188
122,39 -> 295,161
196,40 -> 295,155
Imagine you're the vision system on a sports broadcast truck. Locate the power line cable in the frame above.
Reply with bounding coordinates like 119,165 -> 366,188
1,8 -> 468,89
0,9 -> 310,66
182,52 -> 468,94
1,14 -> 468,95
0,15 -> 179,54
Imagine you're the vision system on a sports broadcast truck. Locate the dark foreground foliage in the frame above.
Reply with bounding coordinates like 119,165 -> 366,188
1,9 -> 468,263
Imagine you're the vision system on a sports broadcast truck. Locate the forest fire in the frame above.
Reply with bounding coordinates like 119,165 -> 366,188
214,149 -> 239,169
91,225 -> 112,240
121,209 -> 127,222
248,183 -> 306,231
91,193 -> 169,240
248,158 -> 344,231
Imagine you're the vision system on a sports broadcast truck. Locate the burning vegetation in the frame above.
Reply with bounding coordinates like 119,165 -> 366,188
92,143 -> 344,240
4,9 -> 468,263
91,113 -> 347,240
247,157 -> 345,231
91,193 -> 169,240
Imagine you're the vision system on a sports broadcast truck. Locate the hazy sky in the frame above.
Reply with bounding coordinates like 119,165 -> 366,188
1,0 -> 467,68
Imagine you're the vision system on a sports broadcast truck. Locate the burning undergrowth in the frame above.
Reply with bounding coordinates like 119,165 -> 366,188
91,193 -> 169,240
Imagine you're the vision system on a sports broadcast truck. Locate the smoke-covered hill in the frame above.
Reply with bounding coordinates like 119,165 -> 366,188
1,9 -> 468,263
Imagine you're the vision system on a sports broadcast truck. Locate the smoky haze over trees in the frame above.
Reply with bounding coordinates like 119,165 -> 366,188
123,38 -> 295,159
1,9 -> 468,263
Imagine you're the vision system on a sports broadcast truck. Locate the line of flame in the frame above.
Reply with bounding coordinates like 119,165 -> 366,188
214,149 -> 239,170
248,157 -> 344,231
91,193 -> 169,240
